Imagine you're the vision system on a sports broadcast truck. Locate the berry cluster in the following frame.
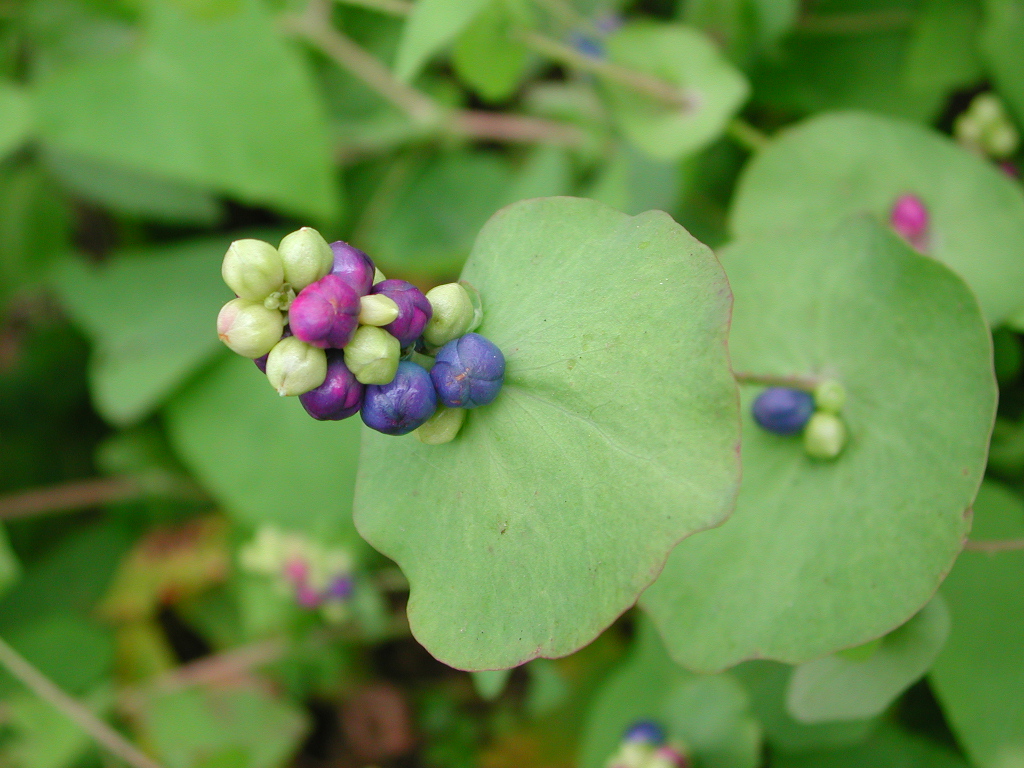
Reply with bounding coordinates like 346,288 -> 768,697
954,92 -> 1020,160
216,228 -> 506,444
239,526 -> 355,622
605,721 -> 688,768
752,380 -> 848,460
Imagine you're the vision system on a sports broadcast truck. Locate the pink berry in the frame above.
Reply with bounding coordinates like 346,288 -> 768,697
890,194 -> 929,250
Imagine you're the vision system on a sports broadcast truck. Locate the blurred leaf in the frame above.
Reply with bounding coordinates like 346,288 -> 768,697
980,0 -> 1024,127
99,517 -> 228,622
733,662 -> 878,753
681,0 -> 799,66
603,21 -> 749,161
34,0 -> 340,220
0,161 -> 71,306
0,81 -> 33,162
903,0 -> 983,94
53,237 -> 232,426
453,0 -> 531,103
642,220 -> 994,671
786,596 -> 950,723
139,686 -> 309,768
3,689 -> 110,768
46,153 -> 222,225
501,145 -> 574,205
662,676 -> 762,768
931,481 -> 1024,768
584,144 -> 681,215
0,524 -> 20,599
393,0 -> 490,83
730,112 -> 1024,325
164,354 -> 363,541
356,197 -> 740,670
471,668 -> 511,701
525,659 -> 569,718
1,613 -> 114,696
361,149 -> 515,277
771,723 -> 969,768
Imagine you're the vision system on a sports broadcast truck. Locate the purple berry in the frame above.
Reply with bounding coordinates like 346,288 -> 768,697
890,194 -> 929,250
299,350 -> 365,420
330,241 -> 376,296
430,333 -> 505,409
296,584 -> 321,609
361,361 -> 437,435
255,328 -> 292,373
752,387 -> 815,435
624,720 -> 665,744
289,274 -> 360,349
326,575 -> 354,600
371,280 -> 432,347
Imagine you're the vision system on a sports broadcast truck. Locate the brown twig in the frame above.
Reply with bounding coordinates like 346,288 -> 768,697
733,371 -> 821,391
0,635 -> 165,768
0,477 -> 140,520
797,9 -> 914,34
964,539 -> 1024,553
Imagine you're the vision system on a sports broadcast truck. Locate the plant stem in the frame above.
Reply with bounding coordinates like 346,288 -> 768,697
727,118 -> 770,152
797,9 -> 913,35
964,538 -> 1024,553
733,371 -> 821,391
0,635 -> 165,768
0,477 -> 140,520
518,31 -> 694,109
332,0 -> 411,15
451,110 -> 585,144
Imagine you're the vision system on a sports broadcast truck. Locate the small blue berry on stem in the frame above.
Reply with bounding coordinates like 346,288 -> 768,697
289,274 -> 361,349
361,361 -> 437,435
752,387 -> 815,435
431,333 -> 505,408
299,350 -> 365,420
623,720 -> 665,745
371,279 -> 432,347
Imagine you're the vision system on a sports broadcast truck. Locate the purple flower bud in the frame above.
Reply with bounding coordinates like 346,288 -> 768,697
289,274 -> 360,349
283,557 -> 309,585
430,333 -> 505,409
650,746 -> 689,768
326,575 -> 354,600
371,280 -> 432,347
361,361 -> 437,435
624,720 -> 665,745
299,350 -> 365,420
752,387 -> 814,435
1001,161 -> 1020,178
296,584 -> 321,609
330,241 -> 376,296
890,194 -> 929,250
255,328 -> 292,373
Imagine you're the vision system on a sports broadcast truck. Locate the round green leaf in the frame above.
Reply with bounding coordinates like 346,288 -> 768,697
930,481 -> 1024,768
729,111 -> 1024,325
604,22 -> 749,161
354,197 -> 740,670
165,354 -> 363,543
786,596 -> 950,723
773,723 -> 969,768
641,218 -> 995,672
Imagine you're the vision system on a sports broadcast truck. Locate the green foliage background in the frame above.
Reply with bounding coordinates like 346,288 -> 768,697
0,0 -> 1023,766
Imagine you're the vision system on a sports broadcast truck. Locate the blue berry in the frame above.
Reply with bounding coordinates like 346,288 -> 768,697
299,350 -> 364,420
371,280 -> 432,347
361,361 -> 437,435
430,333 -> 505,409
624,719 -> 665,744
752,387 -> 815,435
330,241 -> 375,296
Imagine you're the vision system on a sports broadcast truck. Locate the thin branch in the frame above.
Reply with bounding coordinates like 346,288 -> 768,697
0,477 -> 140,520
727,118 -> 770,152
964,539 -> 1024,553
332,0 -> 411,15
733,371 -> 821,391
797,9 -> 913,35
451,110 -> 585,145
519,31 -> 695,109
0,635 -> 165,768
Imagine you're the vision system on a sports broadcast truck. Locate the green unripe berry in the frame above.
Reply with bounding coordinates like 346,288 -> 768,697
804,412 -> 847,460
415,405 -> 466,445
278,227 -> 333,290
266,337 -> 327,396
217,299 -> 284,358
358,294 -> 400,326
373,267 -> 387,284
813,379 -> 846,414
423,283 -> 476,347
222,239 -> 285,301
343,325 -> 400,385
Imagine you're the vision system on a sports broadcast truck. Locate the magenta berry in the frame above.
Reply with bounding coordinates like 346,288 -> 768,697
371,280 -> 432,347
330,241 -> 376,296
289,274 -> 361,349
890,194 -> 929,250
299,350 -> 365,420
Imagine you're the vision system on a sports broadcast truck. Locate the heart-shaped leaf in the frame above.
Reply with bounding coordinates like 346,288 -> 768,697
603,22 -> 749,161
355,197 -> 740,670
641,217 -> 995,672
930,481 -> 1024,768
729,111 -> 1024,324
